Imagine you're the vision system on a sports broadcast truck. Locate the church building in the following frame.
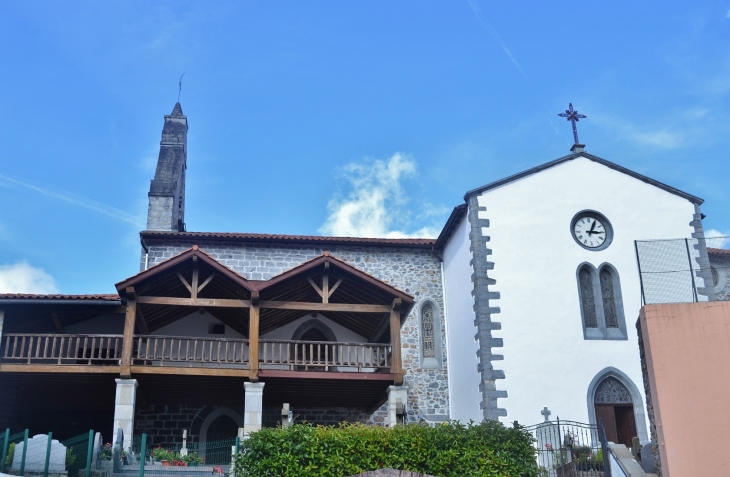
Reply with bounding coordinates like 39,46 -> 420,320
0,102 -> 722,452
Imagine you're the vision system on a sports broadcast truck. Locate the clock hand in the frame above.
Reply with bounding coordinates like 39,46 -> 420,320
588,220 -> 597,234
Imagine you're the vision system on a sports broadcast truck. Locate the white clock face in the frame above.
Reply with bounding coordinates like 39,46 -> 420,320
573,216 -> 607,248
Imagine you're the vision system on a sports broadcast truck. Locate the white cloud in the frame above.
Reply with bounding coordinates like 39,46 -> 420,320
319,153 -> 441,238
0,262 -> 59,294
705,228 -> 730,248
0,173 -> 144,227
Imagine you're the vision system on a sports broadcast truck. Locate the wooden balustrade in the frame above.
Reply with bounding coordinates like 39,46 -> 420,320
0,334 -> 392,374
132,335 -> 250,368
259,340 -> 391,372
0,333 -> 122,365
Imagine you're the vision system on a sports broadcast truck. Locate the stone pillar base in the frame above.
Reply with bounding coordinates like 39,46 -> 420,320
243,382 -> 265,437
386,385 -> 408,427
113,379 -> 138,450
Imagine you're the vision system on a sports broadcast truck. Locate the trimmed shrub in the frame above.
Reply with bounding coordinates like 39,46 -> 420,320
234,421 -> 538,477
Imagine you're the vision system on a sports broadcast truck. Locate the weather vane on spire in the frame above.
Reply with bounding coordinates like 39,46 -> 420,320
558,103 -> 586,144
177,73 -> 186,102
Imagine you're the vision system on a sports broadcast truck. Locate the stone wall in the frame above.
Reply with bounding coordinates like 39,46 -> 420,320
134,404 -> 206,447
636,320 -> 661,476
708,251 -> 730,301
263,407 -> 377,428
142,240 -> 450,424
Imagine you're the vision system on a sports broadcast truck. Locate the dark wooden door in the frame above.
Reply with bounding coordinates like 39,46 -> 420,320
595,404 -> 618,443
614,405 -> 637,447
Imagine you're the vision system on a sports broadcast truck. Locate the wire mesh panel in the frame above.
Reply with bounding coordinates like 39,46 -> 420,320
127,436 -> 237,477
61,432 -> 92,477
635,236 -> 730,305
524,420 -> 605,477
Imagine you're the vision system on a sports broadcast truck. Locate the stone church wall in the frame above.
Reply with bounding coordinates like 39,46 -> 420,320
142,240 -> 450,424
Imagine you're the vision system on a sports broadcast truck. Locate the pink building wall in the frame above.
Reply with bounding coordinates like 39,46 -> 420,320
640,301 -> 730,477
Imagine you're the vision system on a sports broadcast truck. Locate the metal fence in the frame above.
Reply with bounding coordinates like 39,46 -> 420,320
635,236 -> 730,305
0,428 -> 94,477
114,435 -> 239,477
524,419 -> 610,477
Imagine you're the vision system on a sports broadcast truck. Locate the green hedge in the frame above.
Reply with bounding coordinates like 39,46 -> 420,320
234,421 -> 538,477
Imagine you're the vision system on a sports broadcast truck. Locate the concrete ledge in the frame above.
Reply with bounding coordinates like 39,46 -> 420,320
609,443 -> 649,477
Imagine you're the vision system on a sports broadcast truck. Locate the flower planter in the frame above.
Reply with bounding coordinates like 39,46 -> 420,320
161,460 -> 171,467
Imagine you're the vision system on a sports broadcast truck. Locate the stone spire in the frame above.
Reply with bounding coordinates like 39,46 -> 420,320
146,102 -> 188,231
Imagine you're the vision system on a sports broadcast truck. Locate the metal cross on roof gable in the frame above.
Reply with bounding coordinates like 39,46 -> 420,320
541,407 -> 551,422
558,103 -> 587,144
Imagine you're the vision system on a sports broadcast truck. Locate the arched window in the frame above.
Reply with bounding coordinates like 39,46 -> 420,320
600,268 -> 618,328
421,303 -> 436,358
577,264 -> 627,340
579,267 -> 598,328
418,300 -> 442,369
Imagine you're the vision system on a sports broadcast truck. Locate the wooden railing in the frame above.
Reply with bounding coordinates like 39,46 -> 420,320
259,340 -> 391,372
0,333 -> 122,365
132,335 -> 250,368
0,334 -> 392,374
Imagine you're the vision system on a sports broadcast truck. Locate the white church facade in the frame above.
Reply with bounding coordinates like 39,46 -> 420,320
439,144 -> 706,446
0,103 -> 719,451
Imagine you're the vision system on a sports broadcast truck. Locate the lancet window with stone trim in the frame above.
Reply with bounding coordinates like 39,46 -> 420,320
577,263 -> 626,339
600,268 -> 618,328
579,267 -> 598,328
421,303 -> 436,358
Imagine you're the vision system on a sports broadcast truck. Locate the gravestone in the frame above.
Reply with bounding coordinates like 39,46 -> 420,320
90,433 -> 102,467
640,442 -> 656,474
10,435 -> 67,474
534,422 -> 560,470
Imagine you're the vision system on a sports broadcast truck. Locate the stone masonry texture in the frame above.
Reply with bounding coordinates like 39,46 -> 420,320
636,320 -> 662,477
142,239 -> 450,424
467,196 -> 506,420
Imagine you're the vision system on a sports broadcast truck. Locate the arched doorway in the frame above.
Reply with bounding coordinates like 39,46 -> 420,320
594,377 -> 636,447
198,407 -> 244,464
206,414 -> 239,442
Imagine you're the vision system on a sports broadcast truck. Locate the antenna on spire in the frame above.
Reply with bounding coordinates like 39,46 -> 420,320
177,73 -> 186,102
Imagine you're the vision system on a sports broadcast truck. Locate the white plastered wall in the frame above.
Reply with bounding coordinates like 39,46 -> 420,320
442,215 -> 483,423
476,156 -> 697,434
154,312 -> 247,338
260,314 -> 367,343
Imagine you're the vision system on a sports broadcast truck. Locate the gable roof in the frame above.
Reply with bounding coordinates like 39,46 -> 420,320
255,252 -> 414,303
464,151 -> 704,205
115,245 -> 252,294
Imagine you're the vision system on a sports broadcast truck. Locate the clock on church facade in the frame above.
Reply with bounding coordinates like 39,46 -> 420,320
571,210 -> 613,251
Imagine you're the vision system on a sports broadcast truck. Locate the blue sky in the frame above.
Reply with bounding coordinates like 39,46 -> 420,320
0,1 -> 728,294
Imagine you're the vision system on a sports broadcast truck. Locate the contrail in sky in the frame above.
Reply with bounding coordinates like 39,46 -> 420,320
467,0 -> 562,135
467,0 -> 529,80
0,172 -> 144,227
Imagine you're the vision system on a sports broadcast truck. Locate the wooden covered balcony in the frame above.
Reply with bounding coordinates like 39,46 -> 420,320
0,247 -> 412,388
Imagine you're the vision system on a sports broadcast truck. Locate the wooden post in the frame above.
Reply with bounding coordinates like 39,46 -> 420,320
191,256 -> 199,299
322,263 -> 329,304
121,287 -> 137,378
249,292 -> 260,381
389,298 -> 404,384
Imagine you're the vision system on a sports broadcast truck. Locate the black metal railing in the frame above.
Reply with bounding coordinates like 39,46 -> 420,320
635,236 -> 729,305
524,419 -> 608,477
